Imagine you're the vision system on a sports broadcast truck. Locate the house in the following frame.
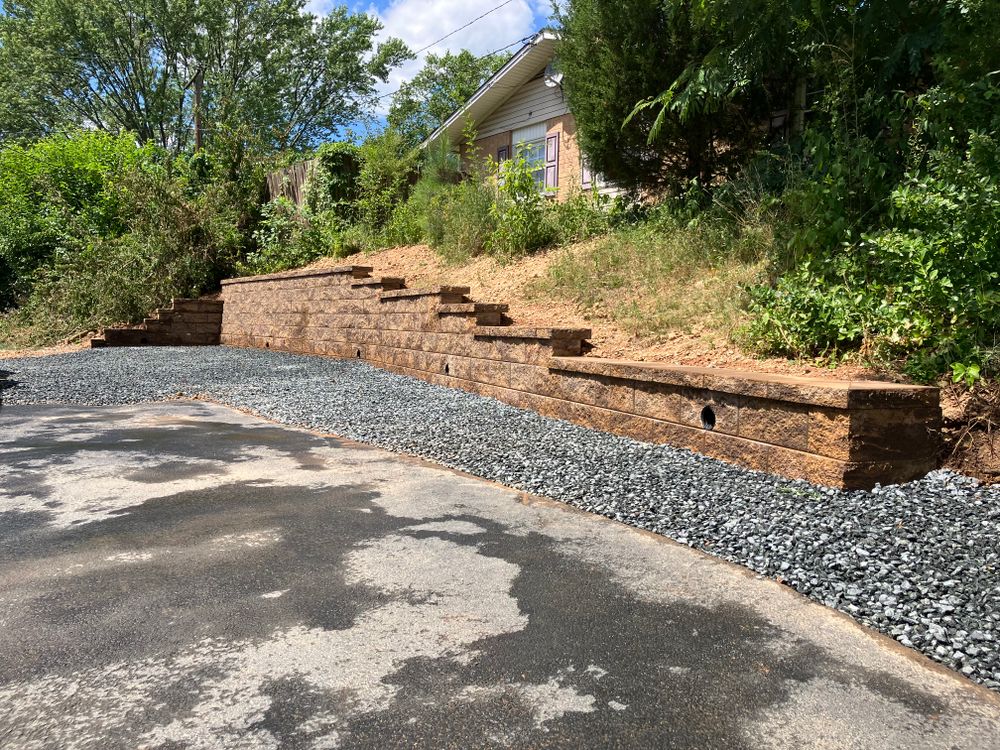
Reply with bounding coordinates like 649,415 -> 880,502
421,30 -> 612,200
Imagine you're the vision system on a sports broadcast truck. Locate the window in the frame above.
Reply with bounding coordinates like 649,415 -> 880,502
581,157 -> 609,190
518,139 -> 546,189
511,124 -> 558,193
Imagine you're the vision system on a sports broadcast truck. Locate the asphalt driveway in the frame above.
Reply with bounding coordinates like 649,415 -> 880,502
1,401 -> 999,749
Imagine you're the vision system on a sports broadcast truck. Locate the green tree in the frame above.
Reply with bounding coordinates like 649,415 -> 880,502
556,0 -> 751,191
387,50 -> 508,148
0,0 -> 411,157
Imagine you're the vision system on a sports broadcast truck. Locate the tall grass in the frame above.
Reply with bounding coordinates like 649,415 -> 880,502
539,206 -> 773,342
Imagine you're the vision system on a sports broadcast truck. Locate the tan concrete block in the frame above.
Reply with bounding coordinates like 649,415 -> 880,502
847,385 -> 940,410
446,356 -> 511,388
768,448 -> 849,487
633,383 -> 693,425
808,409 -> 851,460
765,380 -> 851,409
738,397 -> 810,451
847,407 -> 941,462
701,371 -> 770,399
633,384 -> 738,434
694,431 -> 773,473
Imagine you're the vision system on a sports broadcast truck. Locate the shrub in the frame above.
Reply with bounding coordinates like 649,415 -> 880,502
356,131 -> 418,240
546,189 -> 615,245
745,133 -> 1000,380
436,180 -> 496,263
242,197 -> 342,275
0,130 -> 158,309
305,142 -> 361,221
486,155 -> 554,260
1,165 -> 244,345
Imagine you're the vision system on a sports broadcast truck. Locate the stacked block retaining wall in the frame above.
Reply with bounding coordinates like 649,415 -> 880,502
92,299 -> 223,347
219,266 -> 941,490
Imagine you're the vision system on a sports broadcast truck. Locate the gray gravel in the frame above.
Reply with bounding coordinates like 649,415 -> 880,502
2,346 -> 999,691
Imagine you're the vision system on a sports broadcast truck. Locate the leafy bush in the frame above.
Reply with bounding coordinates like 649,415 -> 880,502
241,197 -> 342,275
547,189 -> 616,245
356,131 -> 418,241
0,130 -> 157,309
1,165 -> 244,345
306,142 -> 361,220
745,133 -> 1000,380
435,180 -> 496,263
486,155 -> 554,260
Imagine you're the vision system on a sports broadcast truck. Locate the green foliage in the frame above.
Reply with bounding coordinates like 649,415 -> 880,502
557,0 -> 770,190
351,134 -> 617,265
952,362 -> 982,390
0,0 -> 411,158
486,155 -> 554,260
241,197 -> 341,276
547,189 -> 616,246
746,133 -> 1000,380
1,157 -> 244,345
355,131 -> 419,243
557,0 -> 1000,378
0,131 -> 159,309
433,180 -> 497,263
388,50 -> 509,148
306,142 -> 361,220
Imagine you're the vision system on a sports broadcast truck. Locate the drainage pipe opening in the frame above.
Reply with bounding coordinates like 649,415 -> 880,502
700,405 -> 716,431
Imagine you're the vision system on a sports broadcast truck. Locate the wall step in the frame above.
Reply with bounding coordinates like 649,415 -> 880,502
351,277 -> 405,290
379,286 -> 469,303
438,303 -> 509,315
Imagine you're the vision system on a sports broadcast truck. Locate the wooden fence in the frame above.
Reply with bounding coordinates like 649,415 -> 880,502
265,159 -> 315,206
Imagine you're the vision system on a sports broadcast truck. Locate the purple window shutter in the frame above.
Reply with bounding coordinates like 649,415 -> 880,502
544,133 -> 559,189
497,145 -> 509,162
581,158 -> 592,189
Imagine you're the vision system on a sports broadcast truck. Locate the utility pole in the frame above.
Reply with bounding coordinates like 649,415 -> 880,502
193,67 -> 204,151
791,76 -> 807,138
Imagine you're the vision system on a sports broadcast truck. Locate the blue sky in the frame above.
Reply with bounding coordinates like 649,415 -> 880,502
308,0 -> 554,124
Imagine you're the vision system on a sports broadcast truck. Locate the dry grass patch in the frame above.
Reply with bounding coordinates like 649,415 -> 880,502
536,217 -> 773,345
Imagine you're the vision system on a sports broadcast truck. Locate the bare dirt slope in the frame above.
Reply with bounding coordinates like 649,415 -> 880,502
320,244 -> 891,382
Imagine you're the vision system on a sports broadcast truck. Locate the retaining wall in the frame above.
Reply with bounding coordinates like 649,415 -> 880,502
219,265 -> 941,490
92,299 -> 223,347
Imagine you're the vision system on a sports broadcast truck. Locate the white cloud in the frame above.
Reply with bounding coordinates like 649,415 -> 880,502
371,0 -> 543,115
302,0 -> 550,125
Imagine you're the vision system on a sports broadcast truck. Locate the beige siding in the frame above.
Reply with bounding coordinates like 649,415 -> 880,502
477,75 -> 570,139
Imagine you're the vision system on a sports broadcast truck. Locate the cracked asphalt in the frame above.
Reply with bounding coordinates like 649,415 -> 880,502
1,400 -> 999,749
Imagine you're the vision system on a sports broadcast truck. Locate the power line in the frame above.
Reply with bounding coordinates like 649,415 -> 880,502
411,0 -> 517,57
480,34 -> 534,60
377,34 -> 531,102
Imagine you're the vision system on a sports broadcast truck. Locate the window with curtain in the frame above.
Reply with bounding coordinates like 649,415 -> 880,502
512,123 -> 549,191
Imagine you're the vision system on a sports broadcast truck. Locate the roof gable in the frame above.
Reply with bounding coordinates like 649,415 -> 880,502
421,31 -> 559,150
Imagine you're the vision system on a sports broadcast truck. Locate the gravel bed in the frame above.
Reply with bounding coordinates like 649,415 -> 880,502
2,346 -> 999,690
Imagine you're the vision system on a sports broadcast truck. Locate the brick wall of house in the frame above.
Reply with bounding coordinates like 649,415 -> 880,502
218,265 -> 941,489
461,131 -> 513,173
545,113 -> 583,198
